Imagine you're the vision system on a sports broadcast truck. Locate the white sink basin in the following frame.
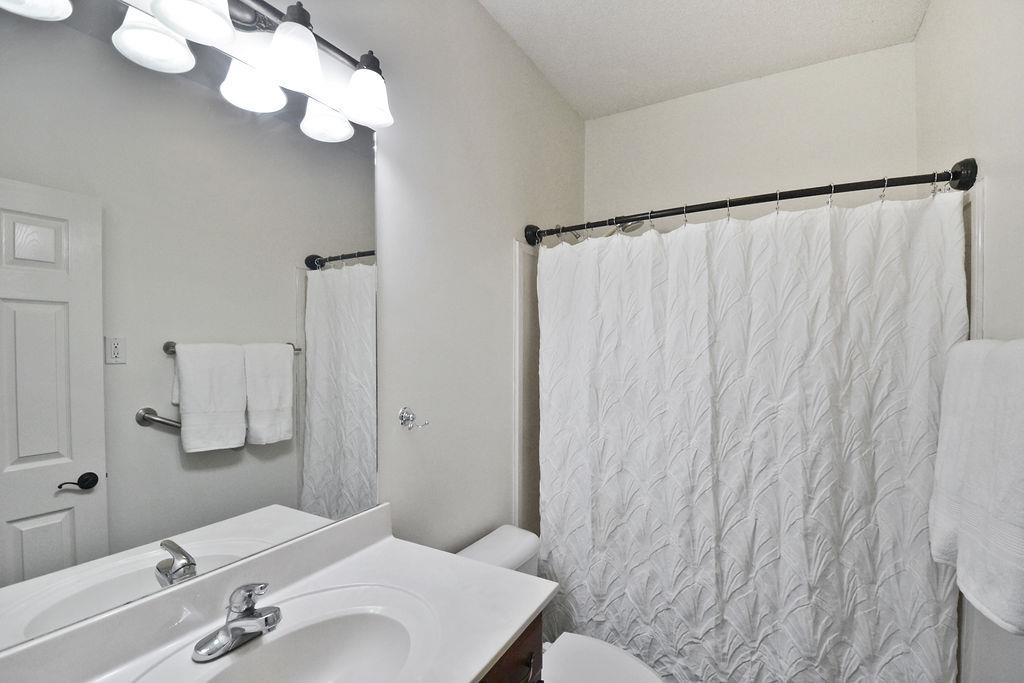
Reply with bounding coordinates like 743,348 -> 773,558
137,584 -> 440,683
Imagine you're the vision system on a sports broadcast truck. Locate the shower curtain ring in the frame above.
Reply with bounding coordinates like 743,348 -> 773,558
682,205 -> 687,226
881,177 -> 889,202
775,190 -> 781,213
932,172 -> 940,196
726,197 -> 731,220
828,184 -> 835,208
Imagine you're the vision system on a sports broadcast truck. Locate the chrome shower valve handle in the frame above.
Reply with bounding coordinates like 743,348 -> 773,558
398,406 -> 429,430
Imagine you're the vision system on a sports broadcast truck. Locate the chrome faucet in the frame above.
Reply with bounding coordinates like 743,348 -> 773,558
192,583 -> 282,663
155,539 -> 197,587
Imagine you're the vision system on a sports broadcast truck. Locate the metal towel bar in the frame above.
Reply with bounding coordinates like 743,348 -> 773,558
163,341 -> 301,355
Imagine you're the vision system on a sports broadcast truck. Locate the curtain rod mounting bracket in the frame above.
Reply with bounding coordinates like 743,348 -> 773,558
525,225 -> 542,247
950,158 -> 978,191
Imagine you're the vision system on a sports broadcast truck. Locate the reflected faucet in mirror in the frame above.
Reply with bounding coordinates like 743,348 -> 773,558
155,540 -> 197,587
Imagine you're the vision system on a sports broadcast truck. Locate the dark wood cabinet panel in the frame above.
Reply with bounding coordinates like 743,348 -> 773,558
480,614 -> 543,683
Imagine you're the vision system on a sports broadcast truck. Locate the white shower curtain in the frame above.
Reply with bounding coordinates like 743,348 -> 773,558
300,264 -> 377,520
537,194 -> 967,681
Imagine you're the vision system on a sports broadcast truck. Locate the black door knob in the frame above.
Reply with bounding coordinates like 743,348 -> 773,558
57,472 -> 100,490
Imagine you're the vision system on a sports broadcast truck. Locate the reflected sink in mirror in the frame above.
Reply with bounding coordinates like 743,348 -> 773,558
139,585 -> 440,683
0,506 -> 329,650
21,544 -> 255,642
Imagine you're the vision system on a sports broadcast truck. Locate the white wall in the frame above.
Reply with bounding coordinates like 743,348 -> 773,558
916,1 -> 1024,679
315,0 -> 584,551
0,18 -> 374,551
585,44 -> 918,220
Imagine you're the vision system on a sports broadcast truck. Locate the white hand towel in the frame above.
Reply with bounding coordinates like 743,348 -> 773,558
931,339 -> 1024,633
930,340 -> 1001,565
243,343 -> 294,445
173,343 -> 246,453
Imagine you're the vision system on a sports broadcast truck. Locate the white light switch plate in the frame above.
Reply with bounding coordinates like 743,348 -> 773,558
105,336 -> 126,364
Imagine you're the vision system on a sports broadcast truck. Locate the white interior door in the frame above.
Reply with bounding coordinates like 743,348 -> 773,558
0,177 -> 107,587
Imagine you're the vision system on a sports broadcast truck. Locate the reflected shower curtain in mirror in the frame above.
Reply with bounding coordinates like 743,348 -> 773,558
537,194 -> 967,681
301,264 -> 376,520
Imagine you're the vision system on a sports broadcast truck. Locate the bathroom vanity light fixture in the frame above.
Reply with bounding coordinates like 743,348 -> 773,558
0,0 -> 71,21
1,0 -> 395,143
151,0 -> 234,47
220,57 -> 287,113
112,7 -> 196,73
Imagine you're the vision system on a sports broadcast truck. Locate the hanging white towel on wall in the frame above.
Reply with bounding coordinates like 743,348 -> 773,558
537,193 -> 967,680
172,343 -> 247,453
932,339 -> 1024,634
300,265 -> 377,520
243,343 -> 294,445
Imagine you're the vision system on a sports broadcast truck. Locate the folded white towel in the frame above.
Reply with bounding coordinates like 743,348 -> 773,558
173,343 -> 247,453
931,339 -> 1024,633
243,343 -> 294,445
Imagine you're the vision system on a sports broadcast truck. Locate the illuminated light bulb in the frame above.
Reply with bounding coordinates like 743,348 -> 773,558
220,58 -> 287,114
0,0 -> 72,21
300,99 -> 354,143
267,2 -> 321,93
151,0 -> 233,47
112,7 -> 195,74
343,51 -> 393,129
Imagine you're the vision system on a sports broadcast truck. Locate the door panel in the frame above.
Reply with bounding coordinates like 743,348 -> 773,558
0,178 -> 106,587
4,508 -> 75,583
3,299 -> 71,465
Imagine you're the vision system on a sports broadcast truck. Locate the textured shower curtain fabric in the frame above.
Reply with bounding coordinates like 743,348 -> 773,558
537,193 -> 967,681
300,265 -> 377,520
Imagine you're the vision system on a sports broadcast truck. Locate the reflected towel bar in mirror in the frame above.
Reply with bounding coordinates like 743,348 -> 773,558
305,250 -> 376,269
135,407 -> 181,430
163,341 -> 302,355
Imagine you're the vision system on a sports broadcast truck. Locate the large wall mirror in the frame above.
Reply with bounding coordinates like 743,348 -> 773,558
0,0 -> 377,650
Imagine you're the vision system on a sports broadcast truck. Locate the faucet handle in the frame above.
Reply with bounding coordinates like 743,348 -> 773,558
227,583 -> 269,616
155,539 -> 197,587
160,539 -> 196,571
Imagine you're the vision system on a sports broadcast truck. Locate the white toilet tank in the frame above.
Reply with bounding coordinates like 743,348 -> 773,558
457,525 -> 540,575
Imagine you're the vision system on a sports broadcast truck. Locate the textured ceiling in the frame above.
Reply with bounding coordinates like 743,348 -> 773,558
477,0 -> 931,118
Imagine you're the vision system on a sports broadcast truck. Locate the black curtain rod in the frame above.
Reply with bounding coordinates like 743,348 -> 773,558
524,158 -> 979,246
304,250 -> 376,270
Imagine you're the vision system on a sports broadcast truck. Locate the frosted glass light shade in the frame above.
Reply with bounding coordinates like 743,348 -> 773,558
220,59 -> 286,114
112,7 -> 195,74
300,99 -> 354,143
0,0 -> 72,21
343,67 -> 393,129
151,0 -> 233,47
267,21 -> 321,93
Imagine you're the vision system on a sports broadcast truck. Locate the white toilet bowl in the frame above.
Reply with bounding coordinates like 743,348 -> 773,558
458,525 -> 661,683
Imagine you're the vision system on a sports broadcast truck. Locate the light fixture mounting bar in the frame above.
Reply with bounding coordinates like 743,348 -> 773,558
230,0 -> 359,68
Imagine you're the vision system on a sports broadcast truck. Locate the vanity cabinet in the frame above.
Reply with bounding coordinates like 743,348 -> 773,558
481,614 -> 543,683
